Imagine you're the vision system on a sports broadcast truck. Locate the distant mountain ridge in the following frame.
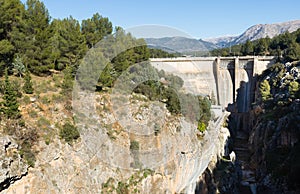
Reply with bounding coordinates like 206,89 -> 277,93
145,36 -> 218,54
205,20 -> 300,47
145,20 -> 300,53
204,35 -> 237,48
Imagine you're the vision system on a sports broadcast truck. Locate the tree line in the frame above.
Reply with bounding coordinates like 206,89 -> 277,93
210,29 -> 300,62
0,0 -> 113,75
0,0 -> 212,134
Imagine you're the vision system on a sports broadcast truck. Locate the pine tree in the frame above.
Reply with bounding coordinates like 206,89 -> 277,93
21,0 -> 53,75
285,41 -> 300,62
241,40 -> 254,55
52,17 -> 87,71
1,69 -> 21,119
0,40 -> 14,73
260,79 -> 271,102
81,13 -> 113,48
255,38 -> 269,56
0,0 -> 25,73
23,69 -> 34,94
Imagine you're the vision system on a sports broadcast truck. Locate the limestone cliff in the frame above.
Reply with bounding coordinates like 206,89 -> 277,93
0,136 -> 28,191
2,91 -> 229,194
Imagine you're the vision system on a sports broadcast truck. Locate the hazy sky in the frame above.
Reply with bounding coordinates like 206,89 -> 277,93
21,0 -> 300,39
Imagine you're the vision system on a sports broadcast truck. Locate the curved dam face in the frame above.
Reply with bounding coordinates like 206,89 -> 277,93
150,56 -> 275,112
151,57 -> 218,97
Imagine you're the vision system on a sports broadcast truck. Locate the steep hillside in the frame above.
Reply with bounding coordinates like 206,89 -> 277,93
0,70 -> 228,193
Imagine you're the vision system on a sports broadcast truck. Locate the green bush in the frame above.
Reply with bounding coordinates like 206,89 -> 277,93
197,122 -> 206,133
19,141 -> 36,167
116,181 -> 129,194
22,95 -> 31,105
59,122 -> 80,143
130,140 -> 139,150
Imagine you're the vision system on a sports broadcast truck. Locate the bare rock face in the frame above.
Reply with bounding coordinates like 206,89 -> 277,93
233,20 -> 300,44
0,136 -> 28,191
3,93 -> 228,194
4,110 -> 199,193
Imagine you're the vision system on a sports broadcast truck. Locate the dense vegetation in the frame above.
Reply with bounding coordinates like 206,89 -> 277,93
0,0 -> 111,75
210,29 -> 300,62
258,62 -> 300,106
148,48 -> 179,58
0,0 -> 212,150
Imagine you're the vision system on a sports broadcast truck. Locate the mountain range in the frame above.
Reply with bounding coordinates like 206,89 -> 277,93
145,20 -> 300,53
145,36 -> 218,53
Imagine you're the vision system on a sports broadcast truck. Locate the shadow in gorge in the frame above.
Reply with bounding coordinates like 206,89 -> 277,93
226,80 -> 257,194
195,75 -> 258,194
227,79 -> 256,135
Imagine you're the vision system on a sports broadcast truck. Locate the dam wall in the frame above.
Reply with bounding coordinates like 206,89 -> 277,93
150,56 -> 275,112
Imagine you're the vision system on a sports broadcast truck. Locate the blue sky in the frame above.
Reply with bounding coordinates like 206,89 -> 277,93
21,0 -> 300,39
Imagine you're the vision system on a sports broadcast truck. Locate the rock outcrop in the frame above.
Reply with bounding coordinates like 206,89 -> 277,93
3,92 -> 229,194
248,103 -> 300,193
0,136 -> 28,191
241,62 -> 300,193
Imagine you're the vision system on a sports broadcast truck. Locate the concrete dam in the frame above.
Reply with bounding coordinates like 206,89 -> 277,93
150,56 -> 276,112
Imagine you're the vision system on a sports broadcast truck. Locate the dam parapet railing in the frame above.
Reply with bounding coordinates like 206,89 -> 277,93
150,56 -> 275,62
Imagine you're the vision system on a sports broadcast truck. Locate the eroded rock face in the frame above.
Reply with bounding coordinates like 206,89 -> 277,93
3,93 -> 228,194
0,136 -> 28,191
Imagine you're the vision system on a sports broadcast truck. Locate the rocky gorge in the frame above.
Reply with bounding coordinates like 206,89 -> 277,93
0,88 -> 231,193
196,62 -> 300,194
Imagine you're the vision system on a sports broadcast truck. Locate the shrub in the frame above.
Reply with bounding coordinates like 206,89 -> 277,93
130,140 -> 139,150
116,181 -> 129,194
59,122 -> 80,143
19,141 -> 36,167
197,122 -> 206,133
22,95 -> 31,105
3,120 -> 38,167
